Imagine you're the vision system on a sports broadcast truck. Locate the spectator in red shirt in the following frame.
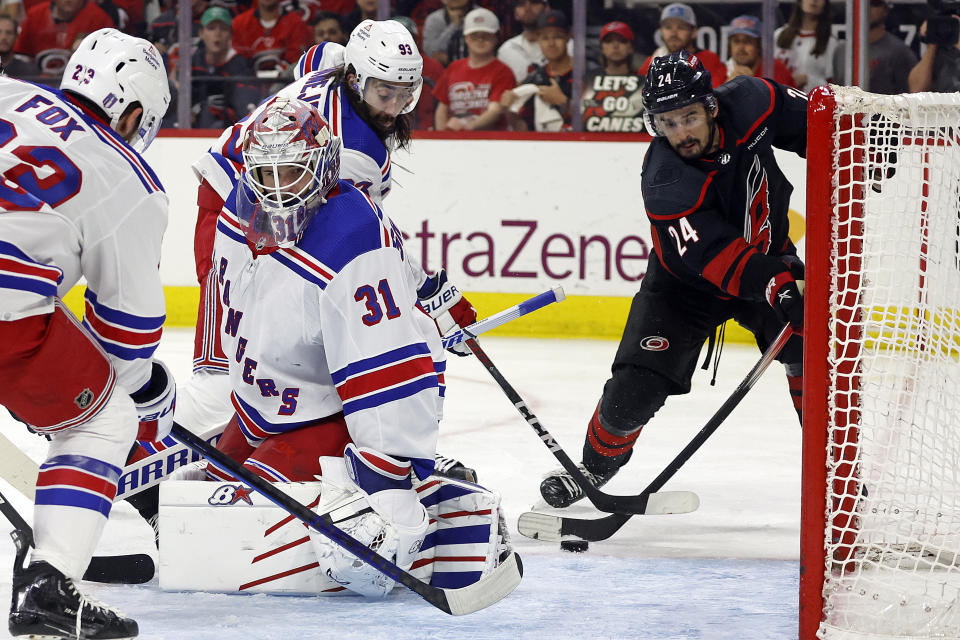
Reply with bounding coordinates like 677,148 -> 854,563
724,15 -> 796,87
433,7 -> 514,130
638,3 -> 726,88
232,0 -> 311,74
15,0 -> 113,76
311,10 -> 345,45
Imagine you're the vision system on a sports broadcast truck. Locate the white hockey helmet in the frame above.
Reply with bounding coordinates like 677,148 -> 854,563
237,97 -> 341,250
61,28 -> 170,153
343,19 -> 423,116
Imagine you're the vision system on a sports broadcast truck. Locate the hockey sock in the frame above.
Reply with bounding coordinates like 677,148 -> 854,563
584,403 -> 639,475
786,369 -> 803,424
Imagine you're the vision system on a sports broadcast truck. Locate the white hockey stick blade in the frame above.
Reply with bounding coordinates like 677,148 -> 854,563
0,431 -> 37,500
442,551 -> 523,616
516,491 -> 700,542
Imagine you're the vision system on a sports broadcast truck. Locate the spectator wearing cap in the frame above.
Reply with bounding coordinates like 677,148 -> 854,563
638,2 -> 726,88
599,20 -> 636,75
423,0 -> 474,66
14,0 -> 112,76
831,0 -> 915,93
394,14 -> 445,130
500,8 -> 573,131
180,6 -> 258,128
312,10 -> 346,46
775,0 -> 838,92
725,15 -> 796,87
231,0 -> 312,75
581,20 -> 645,133
433,7 -> 515,130
498,0 -> 549,82
0,14 -> 40,77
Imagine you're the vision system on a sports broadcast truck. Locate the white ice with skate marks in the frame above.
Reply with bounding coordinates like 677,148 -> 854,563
0,330 -> 802,639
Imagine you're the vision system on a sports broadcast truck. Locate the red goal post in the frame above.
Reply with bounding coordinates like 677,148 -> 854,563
801,85 -> 960,639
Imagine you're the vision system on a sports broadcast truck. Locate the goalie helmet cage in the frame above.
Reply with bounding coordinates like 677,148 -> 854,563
800,85 -> 960,640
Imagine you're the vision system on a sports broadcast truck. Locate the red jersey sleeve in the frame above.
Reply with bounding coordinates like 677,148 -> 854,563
487,61 -> 516,102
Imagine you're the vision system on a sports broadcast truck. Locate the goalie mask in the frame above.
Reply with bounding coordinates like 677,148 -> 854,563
237,98 -> 341,251
343,20 -> 423,118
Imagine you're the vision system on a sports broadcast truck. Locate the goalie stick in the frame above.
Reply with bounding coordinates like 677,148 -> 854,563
171,423 -> 523,615
465,338 -> 699,516
517,323 -> 796,542
0,487 -> 155,584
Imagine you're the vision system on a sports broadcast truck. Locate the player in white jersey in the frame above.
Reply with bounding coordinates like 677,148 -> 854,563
0,29 -> 174,639
124,21 -> 477,533
211,96 -> 443,595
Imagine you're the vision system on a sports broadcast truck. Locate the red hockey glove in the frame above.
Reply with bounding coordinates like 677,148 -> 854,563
765,271 -> 804,330
417,270 -> 477,357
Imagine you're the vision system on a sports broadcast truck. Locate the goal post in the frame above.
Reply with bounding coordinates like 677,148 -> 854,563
801,85 -> 960,640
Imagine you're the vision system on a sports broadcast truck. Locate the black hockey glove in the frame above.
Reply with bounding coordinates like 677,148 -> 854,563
765,272 -> 804,330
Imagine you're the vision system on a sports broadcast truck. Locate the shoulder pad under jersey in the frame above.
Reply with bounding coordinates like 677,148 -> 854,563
713,75 -> 777,141
641,138 -> 716,221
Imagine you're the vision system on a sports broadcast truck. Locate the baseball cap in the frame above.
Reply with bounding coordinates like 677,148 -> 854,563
201,6 -> 232,28
537,9 -> 569,30
601,21 -> 635,42
463,7 -> 499,35
660,3 -> 696,27
728,15 -> 761,39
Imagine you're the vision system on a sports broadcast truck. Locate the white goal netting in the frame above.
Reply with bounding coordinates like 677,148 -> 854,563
818,86 -> 960,640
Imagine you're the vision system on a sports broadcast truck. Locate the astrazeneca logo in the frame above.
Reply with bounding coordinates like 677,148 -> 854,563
640,336 -> 670,351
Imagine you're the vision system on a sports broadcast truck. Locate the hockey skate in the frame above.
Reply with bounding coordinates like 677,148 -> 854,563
9,561 -> 138,639
434,453 -> 477,483
539,449 -> 632,509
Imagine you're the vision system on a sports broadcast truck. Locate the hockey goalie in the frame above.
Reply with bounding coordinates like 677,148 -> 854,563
157,461 -> 511,596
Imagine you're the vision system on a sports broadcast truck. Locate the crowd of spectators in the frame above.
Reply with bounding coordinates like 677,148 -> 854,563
0,0 -> 956,132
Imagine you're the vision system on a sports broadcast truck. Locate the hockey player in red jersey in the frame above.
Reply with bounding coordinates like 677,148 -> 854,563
541,51 -> 808,508
0,29 -> 172,638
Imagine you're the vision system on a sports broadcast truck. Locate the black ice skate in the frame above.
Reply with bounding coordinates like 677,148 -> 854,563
539,450 -> 632,509
9,561 -> 139,639
434,453 -> 477,483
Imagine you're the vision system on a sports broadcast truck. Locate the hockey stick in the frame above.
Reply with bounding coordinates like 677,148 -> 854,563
517,323 -> 796,542
465,338 -> 699,516
0,430 -> 40,500
0,487 -> 155,584
170,423 -> 522,615
441,287 -> 565,351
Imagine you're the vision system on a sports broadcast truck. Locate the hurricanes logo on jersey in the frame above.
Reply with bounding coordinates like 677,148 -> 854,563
744,155 -> 772,253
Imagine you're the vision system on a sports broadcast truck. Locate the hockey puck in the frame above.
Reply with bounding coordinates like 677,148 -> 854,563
560,539 -> 589,553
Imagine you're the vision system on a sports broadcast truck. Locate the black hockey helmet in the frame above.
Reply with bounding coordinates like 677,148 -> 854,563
642,51 -> 716,134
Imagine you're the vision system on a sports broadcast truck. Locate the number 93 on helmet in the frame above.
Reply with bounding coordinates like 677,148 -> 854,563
236,97 -> 341,251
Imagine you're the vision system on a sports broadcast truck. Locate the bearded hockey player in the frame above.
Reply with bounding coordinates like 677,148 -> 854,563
540,51 -> 808,508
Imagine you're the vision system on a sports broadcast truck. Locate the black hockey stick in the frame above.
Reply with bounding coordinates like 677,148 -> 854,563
170,423 -> 522,615
465,338 -> 698,515
517,323 -> 796,542
0,487 -> 155,584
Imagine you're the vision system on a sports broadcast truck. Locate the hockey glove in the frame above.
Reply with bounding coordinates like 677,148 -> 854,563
765,272 -> 804,330
130,360 -> 176,442
417,269 -> 477,357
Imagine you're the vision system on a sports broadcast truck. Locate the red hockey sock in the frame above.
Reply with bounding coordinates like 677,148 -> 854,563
586,403 -> 641,458
787,374 -> 803,422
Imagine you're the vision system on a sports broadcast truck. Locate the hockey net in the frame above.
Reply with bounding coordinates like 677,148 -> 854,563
801,86 -> 960,640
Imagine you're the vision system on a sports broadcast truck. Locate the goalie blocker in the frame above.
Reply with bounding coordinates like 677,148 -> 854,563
158,466 -> 510,596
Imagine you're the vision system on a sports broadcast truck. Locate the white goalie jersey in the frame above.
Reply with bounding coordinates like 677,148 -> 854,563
0,78 -> 167,393
212,180 -> 444,472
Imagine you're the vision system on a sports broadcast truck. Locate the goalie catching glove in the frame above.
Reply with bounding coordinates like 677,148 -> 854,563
417,270 -> 477,356
130,360 -> 176,441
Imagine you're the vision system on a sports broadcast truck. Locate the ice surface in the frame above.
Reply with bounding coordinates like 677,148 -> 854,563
0,330 -> 801,639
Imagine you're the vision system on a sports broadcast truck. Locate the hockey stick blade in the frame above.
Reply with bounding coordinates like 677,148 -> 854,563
171,423 -> 522,615
515,324 -> 796,542
517,491 -> 700,542
0,487 -> 155,584
442,287 -> 564,350
466,339 -> 675,515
